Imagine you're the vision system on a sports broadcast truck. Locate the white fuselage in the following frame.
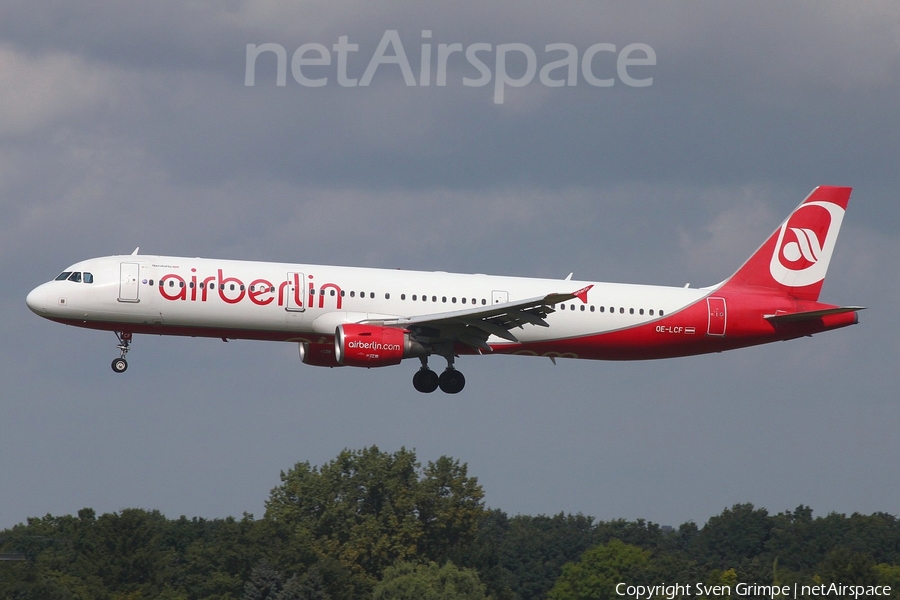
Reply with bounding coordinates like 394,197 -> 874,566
27,255 -> 707,348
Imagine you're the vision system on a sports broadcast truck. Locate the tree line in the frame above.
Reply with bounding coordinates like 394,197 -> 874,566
1,446 -> 899,599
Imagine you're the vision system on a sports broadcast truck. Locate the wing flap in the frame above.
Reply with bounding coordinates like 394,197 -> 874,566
364,287 -> 592,351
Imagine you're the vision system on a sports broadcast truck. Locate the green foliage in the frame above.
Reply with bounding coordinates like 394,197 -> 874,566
457,511 -> 598,600
264,446 -> 484,583
3,453 -> 900,600
372,561 -> 488,600
691,503 -> 773,569
0,509 -> 262,600
547,539 -> 653,600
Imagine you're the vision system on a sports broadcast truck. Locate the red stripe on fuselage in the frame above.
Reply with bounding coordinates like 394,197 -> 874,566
490,293 -> 858,360
48,292 -> 857,360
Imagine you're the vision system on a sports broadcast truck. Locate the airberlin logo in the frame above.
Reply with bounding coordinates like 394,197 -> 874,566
155,269 -> 343,309
769,201 -> 844,287
347,340 -> 401,352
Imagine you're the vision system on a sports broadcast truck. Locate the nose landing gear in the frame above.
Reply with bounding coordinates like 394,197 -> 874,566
111,331 -> 132,373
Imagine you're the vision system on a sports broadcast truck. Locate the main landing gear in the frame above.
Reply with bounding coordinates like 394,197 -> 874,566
111,331 -> 132,373
412,356 -> 466,394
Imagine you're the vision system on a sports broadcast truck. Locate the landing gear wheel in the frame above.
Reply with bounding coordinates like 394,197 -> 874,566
413,368 -> 439,393
112,331 -> 132,374
438,369 -> 466,394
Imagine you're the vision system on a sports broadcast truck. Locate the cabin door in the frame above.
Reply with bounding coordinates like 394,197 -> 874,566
707,297 -> 727,336
118,263 -> 140,303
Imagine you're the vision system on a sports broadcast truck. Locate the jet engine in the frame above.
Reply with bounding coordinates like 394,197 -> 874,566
335,324 -> 427,367
299,342 -> 342,367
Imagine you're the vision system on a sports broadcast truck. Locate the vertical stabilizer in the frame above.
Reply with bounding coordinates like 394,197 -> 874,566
718,186 -> 851,301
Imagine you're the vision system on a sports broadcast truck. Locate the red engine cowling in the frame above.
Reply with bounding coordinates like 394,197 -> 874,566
299,342 -> 343,367
335,324 -> 427,367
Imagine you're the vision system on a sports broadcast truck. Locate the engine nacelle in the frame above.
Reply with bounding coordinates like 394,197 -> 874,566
335,324 -> 427,367
299,342 -> 343,368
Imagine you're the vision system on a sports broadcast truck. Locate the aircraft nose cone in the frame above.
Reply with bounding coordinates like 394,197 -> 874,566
26,284 -> 49,314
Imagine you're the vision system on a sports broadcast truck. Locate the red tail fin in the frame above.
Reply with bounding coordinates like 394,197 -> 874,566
718,186 -> 851,301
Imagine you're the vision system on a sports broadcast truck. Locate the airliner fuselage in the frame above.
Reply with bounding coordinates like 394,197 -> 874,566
26,186 -> 863,393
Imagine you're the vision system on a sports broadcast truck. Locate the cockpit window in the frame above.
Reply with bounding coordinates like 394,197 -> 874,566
55,271 -> 72,281
83,272 -> 93,284
67,272 -> 82,283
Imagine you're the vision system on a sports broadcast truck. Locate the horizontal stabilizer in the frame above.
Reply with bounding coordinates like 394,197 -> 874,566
764,306 -> 865,324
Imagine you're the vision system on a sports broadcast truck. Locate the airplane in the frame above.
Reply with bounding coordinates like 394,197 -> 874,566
26,186 -> 863,394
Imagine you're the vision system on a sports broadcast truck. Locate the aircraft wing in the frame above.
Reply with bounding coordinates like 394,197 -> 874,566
365,285 -> 593,352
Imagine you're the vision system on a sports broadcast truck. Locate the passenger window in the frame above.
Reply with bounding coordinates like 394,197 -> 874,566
370,292 -> 375,299
412,294 -> 417,300
401,294 -> 406,300
659,310 -> 664,316
461,298 -> 467,304
442,296 -> 447,303
649,309 -> 654,315
619,307 -> 624,314
56,272 -> 72,281
169,280 -> 175,287
639,308 -> 644,315
385,293 -> 390,299
580,305 -> 585,311
331,289 -> 336,296
600,306 -> 605,312
432,296 -> 437,302
350,291 -> 356,297
68,272 -> 82,283
83,272 -> 93,284
629,308 -> 634,314
590,305 -> 595,312
180,281 -> 185,288
452,297 -> 456,303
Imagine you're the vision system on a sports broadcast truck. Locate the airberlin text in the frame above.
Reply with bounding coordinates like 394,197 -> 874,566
347,340 -> 401,352
615,582 -> 891,599
156,269 -> 342,310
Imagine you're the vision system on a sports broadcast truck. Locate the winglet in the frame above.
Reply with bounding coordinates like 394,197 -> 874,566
131,247 -> 140,256
573,284 -> 594,304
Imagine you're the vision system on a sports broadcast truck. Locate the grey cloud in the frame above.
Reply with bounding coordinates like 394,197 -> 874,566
1,1 -> 898,530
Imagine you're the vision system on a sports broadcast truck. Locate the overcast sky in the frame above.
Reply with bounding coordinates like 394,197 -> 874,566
2,1 -> 899,531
